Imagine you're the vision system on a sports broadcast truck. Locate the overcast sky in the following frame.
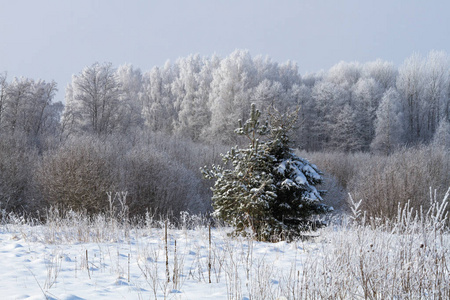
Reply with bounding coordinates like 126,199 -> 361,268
1,0 -> 449,102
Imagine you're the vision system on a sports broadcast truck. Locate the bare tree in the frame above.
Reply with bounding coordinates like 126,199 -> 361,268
63,62 -> 123,135
0,72 -> 7,130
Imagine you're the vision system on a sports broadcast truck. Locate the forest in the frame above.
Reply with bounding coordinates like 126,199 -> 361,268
0,49 -> 449,219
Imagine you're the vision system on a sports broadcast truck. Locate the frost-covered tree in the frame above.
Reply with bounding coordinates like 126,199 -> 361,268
252,79 -> 284,113
352,77 -> 384,150
0,77 -> 60,210
331,104 -> 361,152
202,104 -> 330,241
141,63 -> 175,134
23,79 -> 59,137
63,62 -> 123,135
327,61 -> 362,89
277,60 -> 302,91
371,88 -> 405,154
3,77 -> 32,134
421,51 -> 449,139
291,83 -> 316,149
311,80 -> 350,150
1,77 -> 59,138
362,59 -> 397,91
116,64 -> 144,132
207,50 -> 257,143
397,53 -> 425,143
172,55 -> 216,141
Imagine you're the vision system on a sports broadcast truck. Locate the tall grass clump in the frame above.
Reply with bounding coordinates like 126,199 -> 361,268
303,188 -> 449,299
272,188 -> 449,299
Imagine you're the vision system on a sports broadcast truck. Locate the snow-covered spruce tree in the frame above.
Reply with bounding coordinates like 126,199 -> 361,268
202,104 -> 331,241
266,107 -> 331,230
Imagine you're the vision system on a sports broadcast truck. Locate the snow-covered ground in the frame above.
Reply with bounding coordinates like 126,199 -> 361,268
1,198 -> 449,300
0,221 -> 321,300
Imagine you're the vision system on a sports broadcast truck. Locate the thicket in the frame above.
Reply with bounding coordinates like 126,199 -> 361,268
35,132 -> 223,217
303,146 -> 450,219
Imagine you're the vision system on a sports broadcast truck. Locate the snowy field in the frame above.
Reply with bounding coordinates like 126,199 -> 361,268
1,217 -> 320,300
1,195 -> 449,300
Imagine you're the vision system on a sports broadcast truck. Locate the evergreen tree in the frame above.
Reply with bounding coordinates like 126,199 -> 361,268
266,107 -> 330,232
202,104 -> 330,241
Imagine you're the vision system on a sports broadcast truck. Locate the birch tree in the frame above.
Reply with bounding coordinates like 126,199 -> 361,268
63,62 -> 123,135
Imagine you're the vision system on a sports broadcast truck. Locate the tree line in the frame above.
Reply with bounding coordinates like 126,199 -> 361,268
0,50 -> 449,217
63,49 -> 450,152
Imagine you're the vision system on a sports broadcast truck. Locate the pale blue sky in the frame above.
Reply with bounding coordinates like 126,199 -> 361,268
1,0 -> 449,102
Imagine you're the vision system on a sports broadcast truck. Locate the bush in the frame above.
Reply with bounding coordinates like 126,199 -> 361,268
118,144 -> 204,216
37,136 -> 115,214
